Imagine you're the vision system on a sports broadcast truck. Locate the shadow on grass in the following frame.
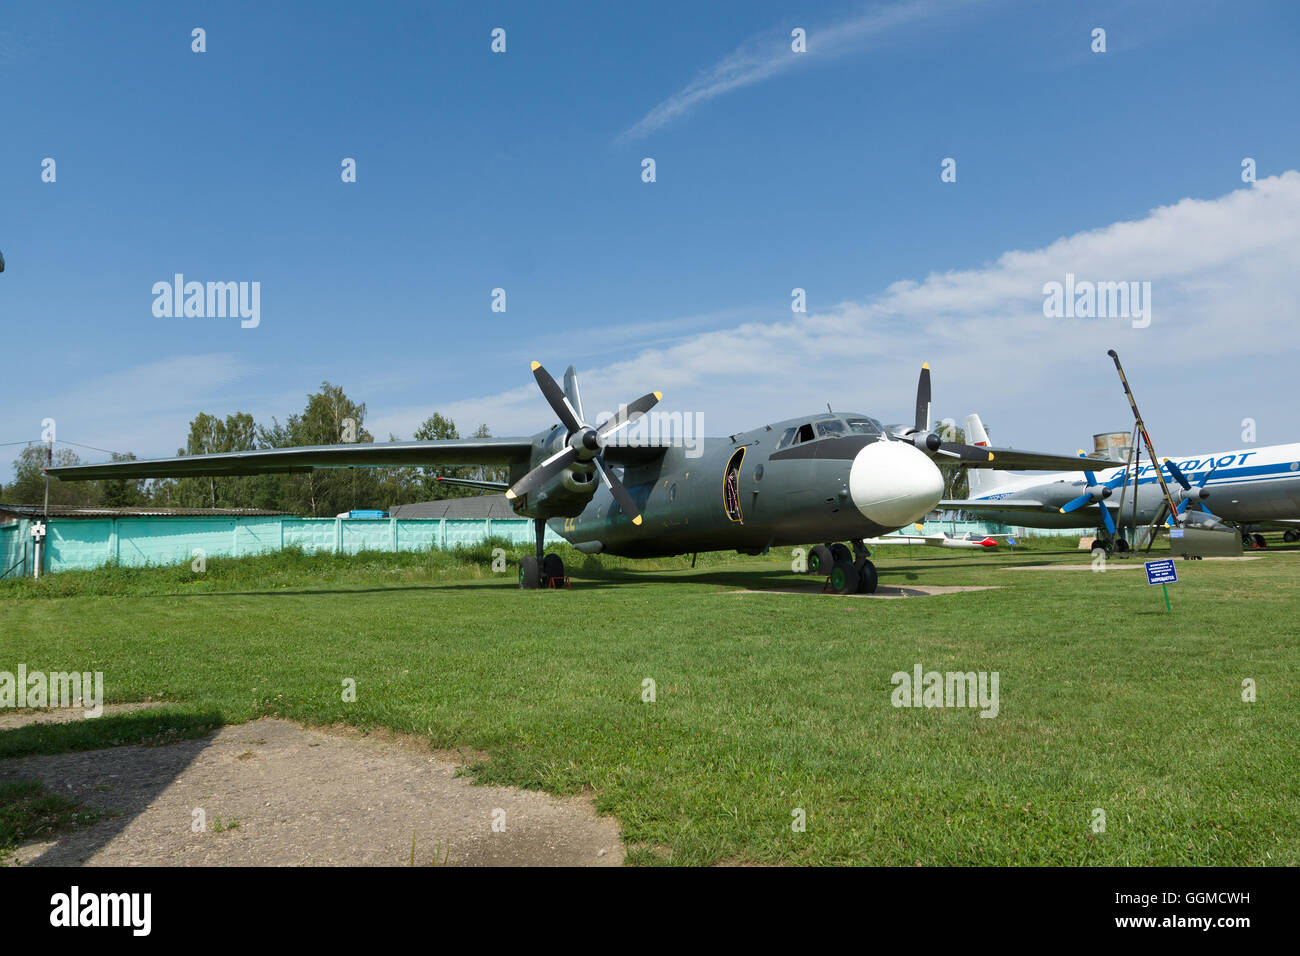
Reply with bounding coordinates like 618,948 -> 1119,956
0,707 -> 224,865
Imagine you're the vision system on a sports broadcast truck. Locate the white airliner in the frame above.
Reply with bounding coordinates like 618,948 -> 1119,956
943,414 -> 1300,547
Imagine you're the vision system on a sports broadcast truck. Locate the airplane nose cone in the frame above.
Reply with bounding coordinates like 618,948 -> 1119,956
849,440 -> 944,527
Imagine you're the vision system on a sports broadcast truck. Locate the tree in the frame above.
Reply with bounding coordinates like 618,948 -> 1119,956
168,411 -> 261,509
5,445 -> 99,507
258,382 -> 377,516
97,452 -> 148,507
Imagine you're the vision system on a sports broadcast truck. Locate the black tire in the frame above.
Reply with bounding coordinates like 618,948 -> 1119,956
1115,538 -> 1129,553
519,555 -> 540,589
830,543 -> 852,565
829,560 -> 859,595
856,558 -> 878,594
542,553 -> 565,584
1284,530 -> 1299,543
1090,539 -> 1111,555
1253,533 -> 1267,549
808,544 -> 834,575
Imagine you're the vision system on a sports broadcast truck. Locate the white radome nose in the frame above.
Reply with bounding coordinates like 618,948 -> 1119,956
849,440 -> 944,527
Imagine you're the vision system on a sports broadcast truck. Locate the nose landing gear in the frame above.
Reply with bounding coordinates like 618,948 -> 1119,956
813,539 -> 878,594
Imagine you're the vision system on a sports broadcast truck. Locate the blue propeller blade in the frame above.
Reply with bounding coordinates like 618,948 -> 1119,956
1061,492 -> 1095,514
1099,502 -> 1116,534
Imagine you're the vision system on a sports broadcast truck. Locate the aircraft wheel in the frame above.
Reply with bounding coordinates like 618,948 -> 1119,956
830,543 -> 853,565
1284,530 -> 1299,543
1114,538 -> 1129,553
519,556 -> 541,589
542,553 -> 565,584
808,544 -> 834,575
829,560 -> 860,595
1253,533 -> 1267,549
855,559 -> 878,594
1090,539 -> 1111,555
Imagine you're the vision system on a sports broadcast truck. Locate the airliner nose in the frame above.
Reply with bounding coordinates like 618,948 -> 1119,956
849,440 -> 944,527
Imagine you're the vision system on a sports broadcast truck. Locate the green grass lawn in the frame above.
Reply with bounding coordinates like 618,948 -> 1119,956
1,537 -> 1296,865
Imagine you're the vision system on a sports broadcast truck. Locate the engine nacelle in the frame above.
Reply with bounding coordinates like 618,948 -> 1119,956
561,461 -> 598,495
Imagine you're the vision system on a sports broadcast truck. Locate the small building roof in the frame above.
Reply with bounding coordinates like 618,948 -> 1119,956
389,495 -> 518,520
0,503 -> 288,520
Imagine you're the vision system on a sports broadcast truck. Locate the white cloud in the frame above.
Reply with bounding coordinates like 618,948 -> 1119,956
414,173 -> 1300,454
620,0 -> 972,141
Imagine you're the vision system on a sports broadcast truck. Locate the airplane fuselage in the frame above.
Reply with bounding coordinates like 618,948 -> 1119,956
524,412 -> 946,558
970,444 -> 1300,529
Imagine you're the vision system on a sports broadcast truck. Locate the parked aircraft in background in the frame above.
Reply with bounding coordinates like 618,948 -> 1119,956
943,414 -> 1300,550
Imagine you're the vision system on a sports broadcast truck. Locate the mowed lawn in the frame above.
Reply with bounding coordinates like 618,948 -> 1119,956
1,541 -> 1296,865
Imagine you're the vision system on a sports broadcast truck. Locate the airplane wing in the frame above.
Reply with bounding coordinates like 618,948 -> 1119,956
962,448 -> 1120,471
939,498 -> 1055,513
864,533 -> 998,549
46,438 -> 535,481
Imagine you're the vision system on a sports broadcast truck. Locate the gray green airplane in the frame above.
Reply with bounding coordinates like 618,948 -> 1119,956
48,362 -> 1091,593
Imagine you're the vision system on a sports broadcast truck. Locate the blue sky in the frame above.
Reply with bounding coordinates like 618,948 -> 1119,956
2,0 -> 1298,468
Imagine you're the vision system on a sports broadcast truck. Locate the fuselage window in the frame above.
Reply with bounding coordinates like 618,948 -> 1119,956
815,419 -> 847,438
846,417 -> 883,436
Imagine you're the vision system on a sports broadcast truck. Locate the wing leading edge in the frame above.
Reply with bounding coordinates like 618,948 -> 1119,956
46,438 -> 536,481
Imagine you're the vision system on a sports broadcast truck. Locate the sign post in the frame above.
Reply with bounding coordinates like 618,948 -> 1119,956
1144,558 -> 1178,610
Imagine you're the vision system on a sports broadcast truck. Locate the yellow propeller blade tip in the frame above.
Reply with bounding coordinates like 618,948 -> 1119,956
1077,449 -> 1085,456
653,391 -> 663,401
1058,507 -> 1066,514
987,452 -> 995,461
632,515 -> 643,526
922,362 -> 930,370
529,361 -> 541,371
504,489 -> 516,500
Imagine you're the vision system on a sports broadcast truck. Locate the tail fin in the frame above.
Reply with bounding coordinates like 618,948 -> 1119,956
562,365 -> 585,422
963,413 -> 1015,497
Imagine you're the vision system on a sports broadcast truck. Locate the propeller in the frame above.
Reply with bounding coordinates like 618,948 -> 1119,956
1059,451 -> 1125,535
505,362 -> 660,526
889,364 -> 996,462
1162,459 -> 1217,526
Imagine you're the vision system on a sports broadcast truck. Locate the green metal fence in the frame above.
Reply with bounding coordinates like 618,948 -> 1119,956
0,515 -> 565,576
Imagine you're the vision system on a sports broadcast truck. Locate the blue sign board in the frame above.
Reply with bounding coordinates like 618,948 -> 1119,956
1144,559 -> 1178,586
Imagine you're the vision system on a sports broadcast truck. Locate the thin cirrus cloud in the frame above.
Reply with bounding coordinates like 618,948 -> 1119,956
618,0 -> 973,142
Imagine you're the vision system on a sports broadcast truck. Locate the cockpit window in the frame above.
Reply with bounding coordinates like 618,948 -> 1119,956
795,423 -> 815,443
846,417 -> 883,436
775,426 -> 798,449
815,419 -> 847,438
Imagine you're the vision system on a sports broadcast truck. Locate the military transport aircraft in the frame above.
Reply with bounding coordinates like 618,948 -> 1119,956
48,363 -> 1093,593
944,413 -> 1300,551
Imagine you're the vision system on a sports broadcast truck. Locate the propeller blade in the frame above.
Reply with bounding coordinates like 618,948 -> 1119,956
1166,499 -> 1190,527
1163,459 -> 1191,490
595,457 -> 643,526
531,361 -> 582,433
596,391 -> 663,440
914,363 -> 932,433
1060,492 -> 1094,514
505,445 -> 577,502
1099,503 -> 1117,535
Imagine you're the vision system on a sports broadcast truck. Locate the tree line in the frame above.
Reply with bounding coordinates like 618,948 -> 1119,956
1,382 -> 506,516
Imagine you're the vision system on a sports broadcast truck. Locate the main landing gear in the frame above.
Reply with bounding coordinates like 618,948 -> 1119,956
809,540 -> 878,594
519,518 -> 570,589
